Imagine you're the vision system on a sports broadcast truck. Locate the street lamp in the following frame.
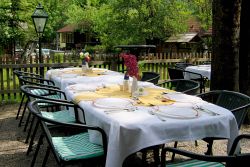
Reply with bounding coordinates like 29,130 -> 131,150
31,3 -> 48,77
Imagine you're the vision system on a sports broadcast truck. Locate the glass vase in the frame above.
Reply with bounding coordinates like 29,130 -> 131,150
82,60 -> 89,72
131,76 -> 138,97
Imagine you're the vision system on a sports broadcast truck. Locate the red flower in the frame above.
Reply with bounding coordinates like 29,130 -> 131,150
120,53 -> 139,79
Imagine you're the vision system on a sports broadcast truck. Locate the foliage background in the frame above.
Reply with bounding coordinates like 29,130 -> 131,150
0,0 -> 212,53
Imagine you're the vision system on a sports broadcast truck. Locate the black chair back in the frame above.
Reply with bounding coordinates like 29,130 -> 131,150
28,99 -> 107,167
175,62 -> 194,70
167,67 -> 184,80
141,71 -> 160,85
198,90 -> 250,129
157,79 -> 200,95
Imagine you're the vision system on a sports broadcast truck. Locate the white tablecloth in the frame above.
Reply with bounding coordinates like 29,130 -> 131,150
185,65 -> 211,80
45,67 -> 124,91
46,67 -> 238,167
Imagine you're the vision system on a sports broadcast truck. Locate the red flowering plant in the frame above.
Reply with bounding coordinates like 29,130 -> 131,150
120,53 -> 139,79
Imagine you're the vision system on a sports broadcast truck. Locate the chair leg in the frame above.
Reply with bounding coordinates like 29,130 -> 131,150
26,119 -> 39,155
153,147 -> 160,166
18,99 -> 28,127
171,141 -> 178,162
195,140 -> 198,146
42,146 -> 50,167
205,140 -> 214,155
23,111 -> 31,132
31,134 -> 44,167
141,150 -> 147,167
25,115 -> 35,143
16,94 -> 25,120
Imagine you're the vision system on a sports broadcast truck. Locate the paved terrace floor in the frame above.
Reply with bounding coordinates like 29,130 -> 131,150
0,103 -> 250,167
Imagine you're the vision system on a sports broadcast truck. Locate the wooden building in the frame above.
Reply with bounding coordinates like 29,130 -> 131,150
57,24 -> 100,50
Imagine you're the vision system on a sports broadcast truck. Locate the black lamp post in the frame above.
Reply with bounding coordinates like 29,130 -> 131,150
31,3 -> 48,77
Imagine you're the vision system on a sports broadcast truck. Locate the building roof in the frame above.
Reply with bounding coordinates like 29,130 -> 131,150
165,33 -> 200,43
57,24 -> 77,33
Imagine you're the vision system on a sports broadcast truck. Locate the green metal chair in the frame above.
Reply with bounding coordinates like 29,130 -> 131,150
28,99 -> 107,167
198,90 -> 250,155
157,79 -> 200,95
20,85 -> 81,156
167,67 -> 207,93
16,73 -> 58,128
13,70 -> 49,121
161,133 -> 250,167
175,62 -> 194,70
171,90 -> 250,161
141,71 -> 160,85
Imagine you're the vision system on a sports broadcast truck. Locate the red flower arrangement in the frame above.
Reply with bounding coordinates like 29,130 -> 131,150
80,52 -> 91,62
120,53 -> 139,79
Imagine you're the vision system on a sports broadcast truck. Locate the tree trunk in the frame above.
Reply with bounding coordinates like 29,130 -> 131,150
211,0 -> 241,91
239,0 -> 250,96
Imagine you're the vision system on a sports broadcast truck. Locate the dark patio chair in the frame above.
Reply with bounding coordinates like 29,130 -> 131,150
13,70 -> 46,120
198,90 -> 250,155
171,90 -> 250,161
28,99 -> 107,167
175,62 -> 194,70
161,133 -> 250,167
157,79 -> 200,95
20,85 -> 81,156
167,67 -> 206,93
141,71 -> 160,85
17,75 -> 59,128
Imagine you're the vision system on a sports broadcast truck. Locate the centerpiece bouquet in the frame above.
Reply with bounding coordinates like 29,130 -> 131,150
80,51 -> 91,71
120,53 -> 139,79
80,51 -> 91,64
120,53 -> 139,95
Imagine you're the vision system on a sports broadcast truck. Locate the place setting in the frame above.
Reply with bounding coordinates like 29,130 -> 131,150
92,97 -> 137,114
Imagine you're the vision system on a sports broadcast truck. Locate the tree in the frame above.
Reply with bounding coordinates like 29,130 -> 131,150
0,0 -> 24,55
66,0 -> 192,50
211,0 -> 241,91
239,0 -> 250,96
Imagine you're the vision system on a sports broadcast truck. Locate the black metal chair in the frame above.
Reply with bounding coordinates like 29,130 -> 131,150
161,133 -> 250,167
20,85 -> 81,156
17,75 -> 59,128
167,67 -> 207,93
198,90 -> 250,155
175,62 -> 194,70
157,79 -> 200,95
28,99 -> 107,167
141,71 -> 160,85
171,90 -> 250,161
13,70 -> 45,121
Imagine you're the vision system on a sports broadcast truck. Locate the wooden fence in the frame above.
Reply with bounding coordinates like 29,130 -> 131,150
0,51 -> 211,103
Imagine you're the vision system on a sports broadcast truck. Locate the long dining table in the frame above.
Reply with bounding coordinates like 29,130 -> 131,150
46,67 -> 238,167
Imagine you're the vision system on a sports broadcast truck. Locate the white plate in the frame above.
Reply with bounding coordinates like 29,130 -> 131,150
152,105 -> 199,119
163,93 -> 202,103
93,98 -> 134,109
68,84 -> 97,92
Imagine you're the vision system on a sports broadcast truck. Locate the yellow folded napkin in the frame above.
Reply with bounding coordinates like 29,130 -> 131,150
96,85 -> 131,98
73,85 -> 176,106
79,69 -> 108,77
73,85 -> 131,103
73,92 -> 105,103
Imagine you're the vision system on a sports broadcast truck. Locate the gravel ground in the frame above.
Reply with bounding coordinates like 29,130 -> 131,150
0,103 -> 250,167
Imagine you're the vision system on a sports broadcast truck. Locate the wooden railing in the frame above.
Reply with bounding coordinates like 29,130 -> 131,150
0,51 -> 211,103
